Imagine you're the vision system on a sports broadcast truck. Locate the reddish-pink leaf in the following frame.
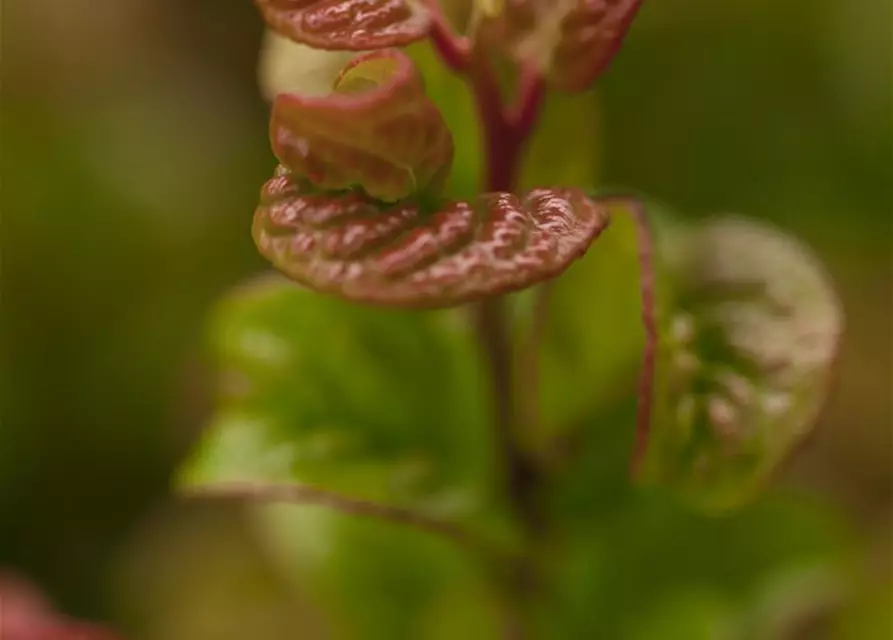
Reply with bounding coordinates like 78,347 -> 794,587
500,0 -> 643,91
253,167 -> 610,307
0,573 -> 124,640
255,0 -> 430,50
271,48 -> 454,202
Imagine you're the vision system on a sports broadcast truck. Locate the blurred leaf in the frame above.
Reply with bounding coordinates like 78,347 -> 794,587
254,506 -> 504,640
832,577 -> 893,640
254,174 -> 610,307
523,200 -> 849,636
404,41 -> 482,200
496,0 -> 643,90
740,564 -> 844,640
625,591 -> 737,640
258,30 -> 358,101
255,0 -> 431,51
179,275 -> 505,638
520,198 -> 670,446
270,49 -> 453,202
519,86 -> 602,190
113,510 -> 331,640
181,274 -> 493,516
540,471 -> 849,639
639,216 -> 844,511
0,573 -> 125,640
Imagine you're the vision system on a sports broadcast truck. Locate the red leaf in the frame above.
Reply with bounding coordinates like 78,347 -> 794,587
271,49 -> 453,202
253,167 -> 610,307
0,573 -> 124,640
500,0 -> 643,91
255,0 -> 430,50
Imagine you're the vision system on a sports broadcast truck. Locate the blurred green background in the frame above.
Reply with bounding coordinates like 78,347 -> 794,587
1,0 -> 890,637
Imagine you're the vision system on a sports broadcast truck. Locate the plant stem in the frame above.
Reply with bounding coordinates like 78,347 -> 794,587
625,200 -> 658,476
426,0 -> 469,72
428,18 -> 548,637
182,481 -> 510,562
468,43 -> 549,640
467,44 -> 548,520
473,297 -> 539,523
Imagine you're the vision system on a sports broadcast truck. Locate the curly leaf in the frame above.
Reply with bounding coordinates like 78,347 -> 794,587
255,0 -> 430,50
499,0 -> 643,91
404,40 -> 482,200
639,216 -> 843,511
254,169 -> 610,307
258,30 -> 359,101
271,49 -> 453,202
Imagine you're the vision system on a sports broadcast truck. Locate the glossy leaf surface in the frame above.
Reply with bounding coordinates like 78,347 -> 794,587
256,0 -> 430,50
499,0 -> 643,90
271,49 -> 453,202
639,216 -> 844,511
254,170 -> 610,307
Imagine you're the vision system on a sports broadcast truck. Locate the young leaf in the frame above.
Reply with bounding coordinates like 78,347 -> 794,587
254,170 -> 611,307
404,40 -> 482,200
270,49 -> 453,202
180,275 -> 495,517
517,199 -> 653,445
177,276 -> 506,637
638,216 -> 844,511
256,0 -> 431,50
519,86 -> 602,190
258,30 -> 359,101
498,0 -> 643,91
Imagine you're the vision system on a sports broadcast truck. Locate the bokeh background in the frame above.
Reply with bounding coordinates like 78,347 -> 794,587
2,0 -> 890,637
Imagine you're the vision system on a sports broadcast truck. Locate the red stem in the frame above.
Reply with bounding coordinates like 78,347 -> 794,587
427,23 -> 549,639
426,1 -> 470,72
182,482 -> 510,562
508,65 -> 546,141
625,200 -> 658,476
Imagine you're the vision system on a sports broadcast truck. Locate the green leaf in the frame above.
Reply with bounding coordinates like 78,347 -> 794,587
638,216 -> 844,511
540,474 -> 849,639
497,0 -> 644,91
532,199 -> 842,511
404,40 -> 482,200
255,507 -> 504,640
521,198 -> 664,446
181,274 -> 494,514
179,275 -> 504,638
255,0 -> 431,51
254,172 -> 611,307
271,49 -> 454,202
625,591 -> 737,640
519,86 -> 602,190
